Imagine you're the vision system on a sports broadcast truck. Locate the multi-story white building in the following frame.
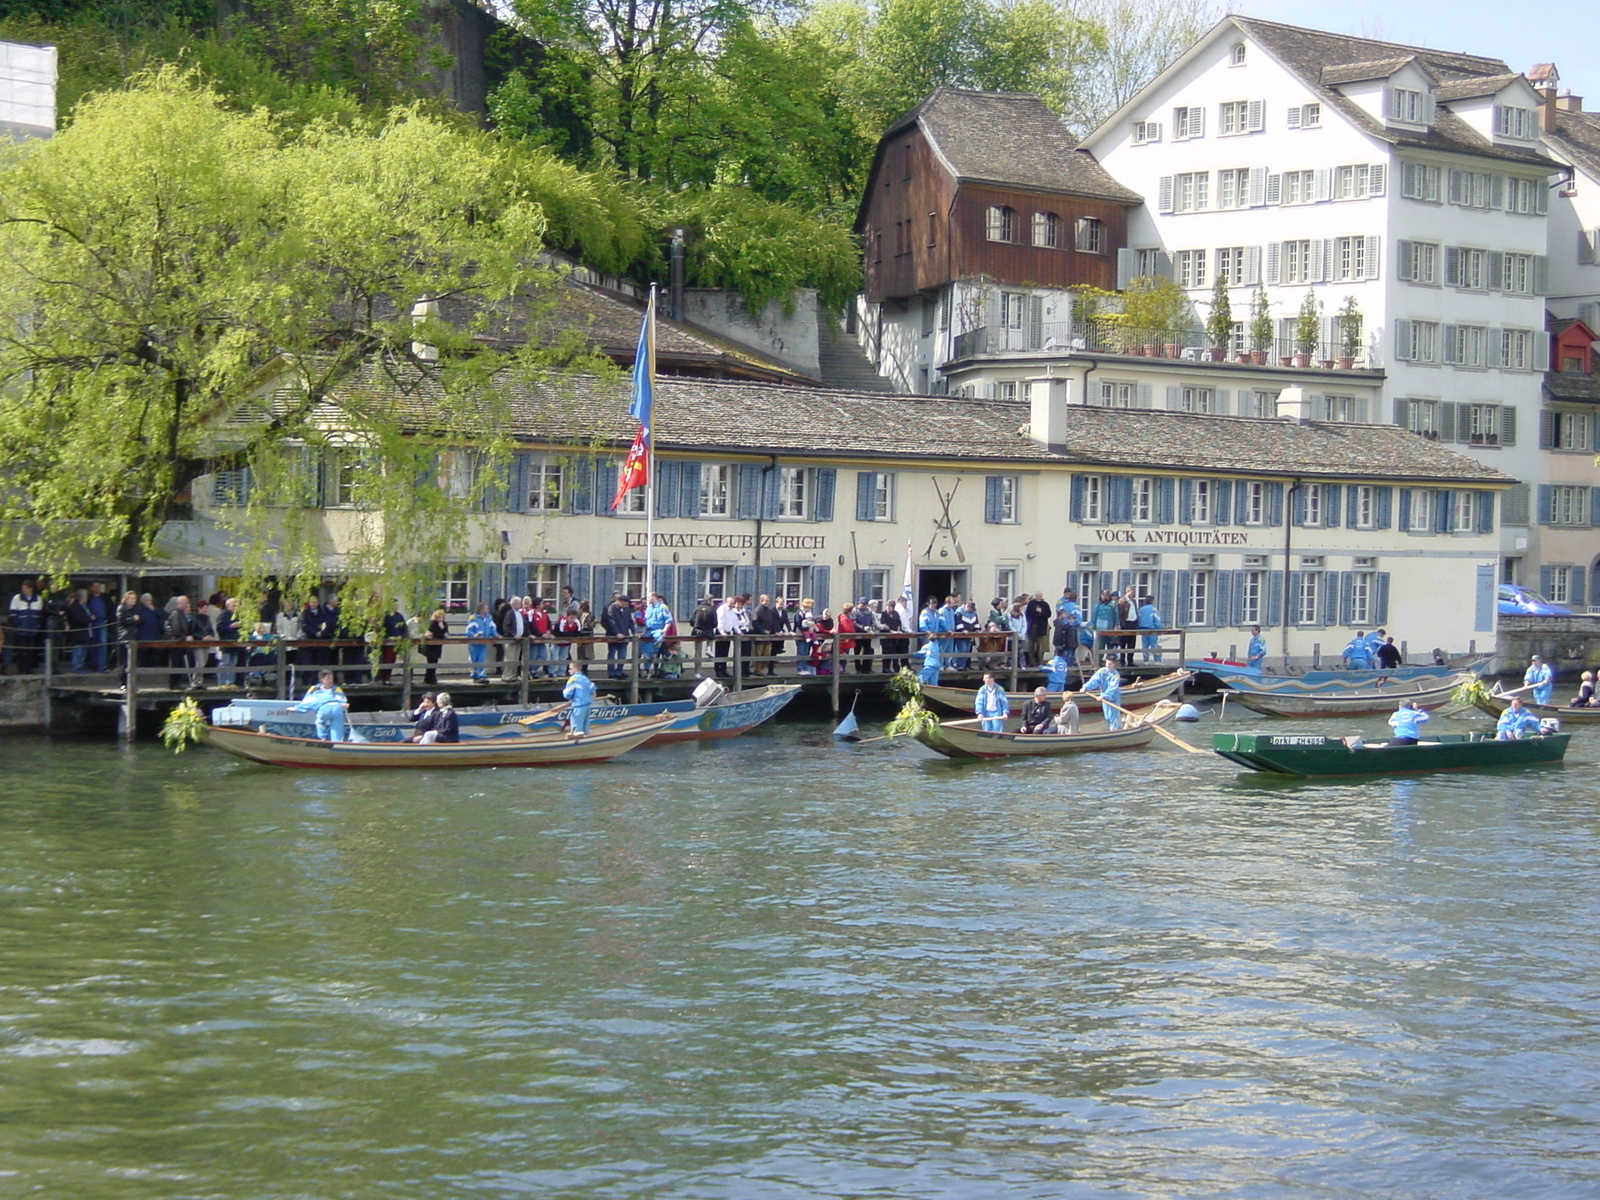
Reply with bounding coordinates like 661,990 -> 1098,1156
0,39 -> 55,142
1081,16 -> 1560,579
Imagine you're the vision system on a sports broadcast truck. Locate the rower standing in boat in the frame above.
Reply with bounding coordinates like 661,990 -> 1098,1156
916,637 -> 943,685
1496,697 -> 1541,740
1018,687 -> 1054,735
562,663 -> 595,738
1524,655 -> 1554,706
1387,699 -> 1429,746
974,673 -> 1010,732
1343,632 -> 1372,669
294,670 -> 349,742
1082,657 -> 1123,730
1247,625 -> 1266,672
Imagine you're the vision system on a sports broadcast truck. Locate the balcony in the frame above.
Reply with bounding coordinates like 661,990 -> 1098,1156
948,317 -> 1371,368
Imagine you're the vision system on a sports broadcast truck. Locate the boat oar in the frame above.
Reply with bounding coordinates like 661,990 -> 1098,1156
518,705 -> 569,727
1099,698 -> 1208,754
1492,682 -> 1538,699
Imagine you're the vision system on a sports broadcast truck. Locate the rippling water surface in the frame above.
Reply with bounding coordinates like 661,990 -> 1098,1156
3,713 -> 1600,1199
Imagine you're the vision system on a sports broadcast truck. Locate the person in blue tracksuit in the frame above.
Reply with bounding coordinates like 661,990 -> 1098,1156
1082,657 -> 1123,730
1496,697 -> 1542,740
974,673 -> 1010,732
1136,596 -> 1163,663
1247,625 -> 1267,672
642,593 -> 673,671
1044,652 -> 1071,693
1364,628 -> 1387,661
1342,632 -> 1371,669
1523,655 -> 1554,706
562,663 -> 596,737
1387,700 -> 1429,745
294,670 -> 349,741
916,637 -> 942,685
465,603 -> 497,680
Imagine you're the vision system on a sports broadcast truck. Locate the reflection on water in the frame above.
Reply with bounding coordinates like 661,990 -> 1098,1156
2,713 -> 1599,1198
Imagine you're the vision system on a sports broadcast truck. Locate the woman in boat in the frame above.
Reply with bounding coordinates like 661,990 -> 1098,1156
1018,688 -> 1054,735
1570,671 -> 1596,707
432,693 -> 461,743
1386,699 -> 1429,746
974,673 -> 1010,732
562,663 -> 595,738
1496,697 -> 1542,740
1053,696 -> 1080,735
1082,657 -> 1123,730
408,693 -> 439,743
1523,655 -> 1554,706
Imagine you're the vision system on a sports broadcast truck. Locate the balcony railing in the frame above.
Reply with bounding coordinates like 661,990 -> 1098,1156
949,318 -> 1366,367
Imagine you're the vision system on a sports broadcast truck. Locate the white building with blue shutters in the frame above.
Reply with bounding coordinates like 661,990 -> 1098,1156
197,368 -> 1513,664
1080,16 -> 1560,584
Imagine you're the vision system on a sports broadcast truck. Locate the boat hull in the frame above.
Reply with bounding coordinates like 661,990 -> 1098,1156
915,703 -> 1178,759
1469,692 -> 1600,724
1204,654 -> 1491,694
202,714 -> 676,769
920,670 -> 1191,715
1213,730 -> 1570,776
1225,673 -> 1472,717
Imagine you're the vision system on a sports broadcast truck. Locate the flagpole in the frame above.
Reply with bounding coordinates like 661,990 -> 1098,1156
643,285 -> 657,601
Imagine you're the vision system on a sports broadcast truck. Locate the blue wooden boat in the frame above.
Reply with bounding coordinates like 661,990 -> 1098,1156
1199,653 -> 1491,695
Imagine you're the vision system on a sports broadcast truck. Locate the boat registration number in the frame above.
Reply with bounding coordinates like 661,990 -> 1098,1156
1269,736 -> 1328,746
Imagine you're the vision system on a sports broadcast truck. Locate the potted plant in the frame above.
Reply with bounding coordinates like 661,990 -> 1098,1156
1293,292 -> 1319,368
1249,286 -> 1272,365
1337,296 -> 1361,369
1205,277 -> 1232,362
1118,275 -> 1191,359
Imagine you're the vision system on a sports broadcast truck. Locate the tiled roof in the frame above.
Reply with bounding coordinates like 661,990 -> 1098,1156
887,88 -> 1141,204
1234,17 -> 1559,170
1544,107 -> 1600,185
1433,74 -> 1522,102
1545,372 -> 1600,403
1320,58 -> 1419,86
333,365 -> 1513,484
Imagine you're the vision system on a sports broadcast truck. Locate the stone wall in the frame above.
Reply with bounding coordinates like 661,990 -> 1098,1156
1496,616 -> 1600,680
680,289 -> 821,378
0,676 -> 47,729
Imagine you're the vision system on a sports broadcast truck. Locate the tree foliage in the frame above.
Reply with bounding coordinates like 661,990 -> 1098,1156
0,72 -> 583,621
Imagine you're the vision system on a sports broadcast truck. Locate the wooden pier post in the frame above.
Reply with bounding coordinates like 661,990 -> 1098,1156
41,632 -> 52,732
830,632 -> 841,714
274,639 -> 288,700
400,642 -> 413,713
120,643 -> 138,744
628,636 -> 640,704
1008,630 -> 1020,692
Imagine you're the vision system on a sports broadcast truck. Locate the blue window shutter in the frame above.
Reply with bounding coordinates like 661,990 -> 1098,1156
594,461 -> 618,516
735,565 -> 756,598
1175,571 -> 1191,622
1157,570 -> 1177,624
1398,489 -> 1411,532
1109,476 -> 1133,524
569,457 -> 594,515
1573,567 -> 1588,608
652,565 -> 675,609
985,476 -> 1003,523
1213,571 -> 1234,628
568,564 -> 592,605
814,468 -> 837,522
676,564 -> 697,617
1214,480 -> 1232,526
762,468 -> 781,520
1339,571 -> 1355,626
592,565 -> 615,602
1324,571 -> 1342,627
509,454 -> 530,513
812,565 -> 831,612
757,567 -> 776,601
1479,491 -> 1496,534
680,461 -> 701,519
1266,571 -> 1284,627
1070,475 -> 1085,522
506,564 -> 528,599
1116,569 -> 1132,595
1178,478 -> 1192,523
655,461 -> 680,518
857,472 -> 875,521
1375,487 -> 1392,530
1325,483 -> 1341,527
1435,490 -> 1452,533
1157,477 -> 1176,524
737,464 -> 762,519
1591,488 -> 1600,528
1292,487 -> 1307,526
1099,571 -> 1113,595
1374,573 -> 1391,624
1537,485 -> 1554,526
1346,486 -> 1359,528
1539,564 -> 1554,598
1230,570 -> 1248,626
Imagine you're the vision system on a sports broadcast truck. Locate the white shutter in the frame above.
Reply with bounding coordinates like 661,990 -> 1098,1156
1189,107 -> 1205,137
1420,93 -> 1436,124
1488,175 -> 1504,209
1137,384 -> 1153,408
1579,231 -> 1595,266
1244,245 -> 1261,286
1158,176 -> 1174,213
1265,242 -> 1280,284
1286,105 -> 1302,129
1310,239 -> 1329,283
1533,255 -> 1549,295
1396,239 -> 1414,282
1166,386 -> 1182,410
1265,173 -> 1281,205
1215,389 -> 1231,414
1534,184 -> 1549,215
1444,246 -> 1462,286
1440,324 -> 1459,364
1248,166 -> 1266,206
1248,100 -> 1265,132
1364,236 -> 1381,281
1485,249 -> 1504,291
1487,327 -> 1505,368
1367,162 -> 1386,196
1394,319 -> 1413,361
1314,169 -> 1333,202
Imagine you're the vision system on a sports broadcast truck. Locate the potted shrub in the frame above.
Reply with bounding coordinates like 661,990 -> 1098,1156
1293,292 -> 1319,368
1249,286 -> 1272,365
1205,277 -> 1232,362
1337,296 -> 1361,368
1119,275 -> 1191,359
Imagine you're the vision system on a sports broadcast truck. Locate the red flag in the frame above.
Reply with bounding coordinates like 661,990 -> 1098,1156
610,429 -> 648,510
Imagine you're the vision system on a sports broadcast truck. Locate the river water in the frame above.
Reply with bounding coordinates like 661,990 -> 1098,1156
3,712 -> 1599,1199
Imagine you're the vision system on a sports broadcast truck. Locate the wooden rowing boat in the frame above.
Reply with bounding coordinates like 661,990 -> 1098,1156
1468,689 -> 1600,724
202,713 -> 677,768
1224,672 -> 1473,718
919,669 -> 1191,715
1212,730 -> 1570,776
1203,653 -> 1492,695
914,701 -> 1180,759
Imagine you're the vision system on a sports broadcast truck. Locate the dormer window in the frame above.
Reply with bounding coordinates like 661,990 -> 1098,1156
1230,42 -> 1247,66
1494,105 -> 1538,140
985,205 -> 1015,242
1386,87 -> 1431,124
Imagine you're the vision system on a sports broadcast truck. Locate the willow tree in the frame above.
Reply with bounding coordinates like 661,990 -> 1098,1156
0,70 -> 577,623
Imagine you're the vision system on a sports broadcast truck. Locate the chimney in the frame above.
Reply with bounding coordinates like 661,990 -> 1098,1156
1530,63 -> 1561,131
1558,93 -> 1584,113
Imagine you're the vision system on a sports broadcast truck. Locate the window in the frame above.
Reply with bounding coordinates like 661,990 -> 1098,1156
1240,569 -> 1265,625
1352,484 -> 1375,529
1294,567 -> 1321,624
1502,253 -> 1534,294
615,564 -> 646,599
1551,410 -> 1593,451
1033,211 -> 1060,248
868,472 -> 894,520
1333,236 -> 1368,281
1177,387 -> 1215,413
695,565 -> 730,602
1175,172 -> 1209,212
995,567 -> 1018,603
1446,246 -> 1489,290
1218,100 -> 1254,135
1502,329 -> 1535,371
1132,120 -> 1162,144
1131,476 -> 1155,523
1466,404 -> 1502,446
1494,105 -> 1537,140
438,449 -> 476,501
212,468 -> 251,506
1551,485 -> 1589,526
902,143 -> 912,179
1230,42 -> 1247,65
778,467 -> 808,518
1334,164 -> 1369,199
438,566 -> 472,613
1547,566 -> 1575,604
1173,106 -> 1205,139
1319,395 -> 1365,423
1082,475 -> 1104,522
527,458 -> 563,511
1185,568 -> 1212,626
775,566 -> 806,606
1243,481 -> 1265,525
330,451 -> 371,508
699,463 -> 731,517
1075,217 -> 1103,253
1100,381 -> 1141,408
1350,569 -> 1374,626
1452,491 -> 1475,532
1443,325 -> 1488,368
996,381 -> 1020,401
1399,399 -> 1439,439
1281,238 -> 1312,284
1176,249 -> 1208,288
992,476 -> 1019,524
999,291 -> 1028,331
1076,554 -> 1101,606
1282,169 -> 1317,204
1239,390 -> 1279,418
1215,246 -> 1249,285
1448,169 -> 1503,209
528,563 -> 564,605
1505,178 -> 1545,214
616,481 -> 646,515
1304,483 -> 1322,526
1401,161 -> 1443,201
1286,102 -> 1320,128
1192,479 -> 1212,524
1407,489 -> 1432,532
985,206 -> 1015,242
1402,320 -> 1439,364
1387,88 -> 1427,123
1401,240 -> 1439,284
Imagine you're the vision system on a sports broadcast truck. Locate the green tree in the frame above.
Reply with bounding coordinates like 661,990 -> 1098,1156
1061,0 -> 1219,133
0,72 -> 579,620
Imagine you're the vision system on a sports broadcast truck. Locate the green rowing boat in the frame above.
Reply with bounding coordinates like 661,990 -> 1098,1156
1212,730 -> 1571,777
